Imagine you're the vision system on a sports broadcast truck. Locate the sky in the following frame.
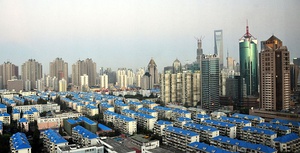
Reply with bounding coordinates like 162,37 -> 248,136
0,0 -> 299,74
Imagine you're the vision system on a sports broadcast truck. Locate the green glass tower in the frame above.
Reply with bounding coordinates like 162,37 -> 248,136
239,25 -> 258,96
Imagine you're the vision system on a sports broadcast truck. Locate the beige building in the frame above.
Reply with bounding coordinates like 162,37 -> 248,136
0,61 -> 18,89
260,35 -> 290,111
49,58 -> 68,85
21,59 -> 43,90
72,58 -> 97,87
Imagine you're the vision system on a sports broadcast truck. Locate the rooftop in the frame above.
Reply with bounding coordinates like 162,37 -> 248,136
202,120 -> 236,128
0,112 -> 10,116
138,107 -> 157,113
19,118 -> 28,123
163,126 -> 199,137
270,118 -> 300,127
220,116 -> 251,124
273,133 -> 299,143
10,132 -> 31,150
155,120 -> 173,126
0,103 -> 7,108
78,116 -> 97,125
153,106 -> 172,111
73,125 -> 98,139
188,141 -> 236,153
231,113 -> 264,121
184,122 -> 219,132
43,129 -> 68,144
257,122 -> 291,131
177,117 -> 193,122
172,108 -> 191,114
12,109 -> 20,114
195,114 -> 211,119
98,123 -> 112,131
242,127 -> 277,136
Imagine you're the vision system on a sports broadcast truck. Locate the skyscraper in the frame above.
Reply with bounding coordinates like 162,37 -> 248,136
214,30 -> 224,69
72,58 -> 96,87
260,35 -> 290,111
196,38 -> 203,63
0,61 -> 19,89
201,54 -> 220,111
148,58 -> 159,89
239,24 -> 258,97
85,58 -> 97,86
21,59 -> 43,90
50,57 -> 68,84
172,59 -> 182,74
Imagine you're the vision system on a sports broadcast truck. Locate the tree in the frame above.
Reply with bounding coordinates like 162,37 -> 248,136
0,134 -> 11,153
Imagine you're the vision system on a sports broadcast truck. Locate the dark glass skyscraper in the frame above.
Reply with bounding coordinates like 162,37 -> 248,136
239,25 -> 258,97
214,30 -> 223,69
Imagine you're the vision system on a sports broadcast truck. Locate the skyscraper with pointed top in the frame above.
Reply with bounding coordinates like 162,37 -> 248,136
239,24 -> 258,97
148,58 -> 159,89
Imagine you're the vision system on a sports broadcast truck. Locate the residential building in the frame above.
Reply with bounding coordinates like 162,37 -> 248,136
0,61 -> 18,89
162,126 -> 199,152
171,108 -> 191,120
201,54 -> 220,111
231,113 -> 265,126
260,35 -> 290,111
103,111 -> 137,135
193,114 -> 211,124
128,101 -> 143,111
121,109 -> 157,131
270,118 -> 300,135
72,59 -> 97,87
202,120 -> 236,138
273,133 -> 300,153
42,129 -> 68,153
257,122 -> 291,136
240,126 -> 277,147
148,58 -> 159,89
100,74 -> 108,89
10,132 -> 31,153
219,116 -> 251,138
0,121 -> 2,135
12,109 -> 20,121
72,125 -> 98,147
211,136 -> 277,153
174,117 -> 193,128
141,100 -> 159,109
137,107 -> 158,119
59,78 -> 67,92
153,120 -> 173,136
49,58 -> 68,85
183,122 -> 219,142
153,106 -> 172,119
0,112 -> 10,124
21,59 -> 43,90
7,79 -> 23,92
114,100 -> 129,113
57,144 -> 104,153
37,117 -> 61,130
99,103 -> 114,113
187,141 -> 234,153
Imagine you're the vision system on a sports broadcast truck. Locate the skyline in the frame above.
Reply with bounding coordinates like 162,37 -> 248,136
0,0 -> 299,73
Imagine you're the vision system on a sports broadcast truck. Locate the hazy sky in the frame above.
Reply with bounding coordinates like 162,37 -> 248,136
0,0 -> 299,74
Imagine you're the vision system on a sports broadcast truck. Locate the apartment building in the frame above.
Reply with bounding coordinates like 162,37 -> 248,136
202,120 -> 236,138
219,116 -> 251,138
99,103 -> 114,113
153,106 -> 172,119
270,118 -> 300,135
183,122 -> 219,142
193,114 -> 211,124
12,109 -> 20,121
162,126 -> 199,152
0,103 -> 7,113
141,100 -> 159,109
23,111 -> 35,122
273,133 -> 300,153
187,107 -> 206,119
103,111 -> 137,135
211,136 -> 277,153
231,113 -> 264,126
174,117 -> 193,128
128,101 -> 143,111
85,104 -> 99,116
10,132 -> 31,153
137,107 -> 158,119
37,117 -> 61,130
171,108 -> 191,120
18,118 -> 29,132
241,126 -> 277,147
42,129 -> 68,153
153,120 -> 173,136
0,112 -> 10,124
72,125 -> 98,147
122,109 -> 156,131
114,101 -> 129,113
257,122 -> 291,136
187,141 -> 235,153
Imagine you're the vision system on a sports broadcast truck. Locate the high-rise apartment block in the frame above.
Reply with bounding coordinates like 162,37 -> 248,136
148,58 -> 159,89
72,58 -> 96,87
214,30 -> 224,69
201,54 -> 220,111
50,58 -> 68,84
239,25 -> 258,97
260,35 -> 290,111
0,61 -> 19,89
21,59 -> 43,91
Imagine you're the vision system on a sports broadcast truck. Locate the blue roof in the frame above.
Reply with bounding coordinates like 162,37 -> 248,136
220,116 -> 251,124
270,118 -> 300,127
212,136 -> 276,153
188,141 -> 236,153
115,101 -> 128,107
177,117 -> 193,122
231,113 -> 264,121
138,107 -> 157,113
44,129 -> 68,144
19,118 -> 28,123
0,103 -> 7,108
257,122 -> 291,131
122,109 -> 136,114
78,116 -> 96,125
184,122 -> 219,132
11,132 -> 31,150
141,100 -> 156,104
172,108 -> 191,114
0,121 -> 2,130
163,126 -> 199,137
202,120 -> 236,128
73,125 -> 98,139
86,104 -> 97,109
155,120 -> 173,126
30,107 -> 39,112
98,123 -> 112,131
23,111 -> 34,115
128,101 -> 142,105
135,112 -> 155,119
67,119 -> 79,125
101,103 -> 113,108
273,133 -> 300,143
12,109 -> 20,114
242,127 -> 276,136
0,112 -> 10,116
153,106 -> 172,111
104,110 -> 136,122
195,114 -> 211,119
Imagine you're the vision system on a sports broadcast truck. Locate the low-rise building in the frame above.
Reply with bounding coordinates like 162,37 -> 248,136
0,112 -> 10,124
122,109 -> 157,131
231,113 -> 264,126
241,126 -> 277,147
72,125 -> 99,147
12,109 -> 20,121
183,122 -> 219,142
193,114 -> 211,124
138,107 -> 158,119
23,111 -> 34,122
57,144 -> 104,153
114,101 -> 129,113
153,106 -> 172,120
171,108 -> 191,120
77,116 -> 98,133
99,103 -> 114,113
219,116 -> 251,138
141,100 -> 159,109
270,118 -> 300,135
153,120 -> 173,136
257,122 -> 291,136
162,126 -> 199,152
187,107 -> 206,119
273,133 -> 300,153
85,104 -> 99,116
0,103 -> 7,113
10,132 -> 31,153
174,117 -> 193,128
128,101 -> 143,111
103,111 -> 137,135
202,120 -> 236,138
37,117 -> 61,130
0,121 -> 3,135
18,118 -> 29,132
187,141 -> 236,153
42,129 -> 68,153
211,136 -> 277,153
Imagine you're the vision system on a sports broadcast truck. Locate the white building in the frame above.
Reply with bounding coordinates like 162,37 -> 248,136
202,120 -> 236,138
183,122 -> 219,142
59,78 -> 67,92
174,117 -> 193,128
72,125 -> 99,147
153,120 -> 173,136
103,111 -> 137,135
273,133 -> 300,153
0,112 -> 10,124
100,74 -> 108,89
153,106 -> 172,120
42,129 -> 68,153
241,127 -> 277,147
10,132 -> 31,153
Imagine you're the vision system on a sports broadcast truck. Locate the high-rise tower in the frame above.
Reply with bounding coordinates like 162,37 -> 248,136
148,58 -> 159,89
214,30 -> 224,69
0,61 -> 19,89
260,35 -> 290,111
196,38 -> 203,64
21,59 -> 43,90
50,58 -> 68,83
239,24 -> 258,97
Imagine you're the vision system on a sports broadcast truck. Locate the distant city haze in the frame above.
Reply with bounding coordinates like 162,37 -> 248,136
0,0 -> 299,74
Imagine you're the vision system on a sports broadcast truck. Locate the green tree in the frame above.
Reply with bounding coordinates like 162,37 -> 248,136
0,134 -> 11,153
